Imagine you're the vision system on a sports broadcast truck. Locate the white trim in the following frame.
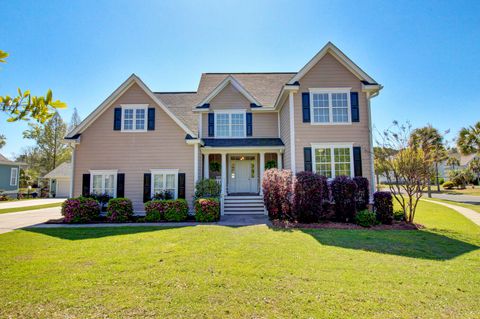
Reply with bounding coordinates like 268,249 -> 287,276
196,75 -> 262,108
289,92 -> 296,174
194,143 -> 199,185
198,113 -> 202,138
150,169 -> 179,199
120,104 -> 148,132
10,167 -> 18,186
66,74 -> 196,139
201,146 -> 285,154
70,144 -> 75,198
214,109 -> 247,138
310,143 -> 354,178
288,42 -> 377,85
309,88 -> 352,125
366,92 -> 376,199
89,170 -> 118,197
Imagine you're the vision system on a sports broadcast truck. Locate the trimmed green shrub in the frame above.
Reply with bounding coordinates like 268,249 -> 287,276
144,200 -> 165,222
393,209 -> 405,221
373,191 -> 394,224
61,197 -> 100,223
106,198 -> 133,222
442,181 -> 455,189
164,199 -> 189,222
195,198 -> 220,222
355,209 -> 377,227
195,179 -> 221,199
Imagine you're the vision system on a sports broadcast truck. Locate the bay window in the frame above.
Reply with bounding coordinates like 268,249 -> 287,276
310,89 -> 351,124
215,111 -> 245,137
90,170 -> 117,197
312,144 -> 354,178
151,169 -> 178,199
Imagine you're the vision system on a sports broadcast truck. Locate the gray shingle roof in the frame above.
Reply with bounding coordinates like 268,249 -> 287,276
202,138 -> 284,148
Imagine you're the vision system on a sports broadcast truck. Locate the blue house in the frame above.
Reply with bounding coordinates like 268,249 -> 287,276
0,154 -> 22,198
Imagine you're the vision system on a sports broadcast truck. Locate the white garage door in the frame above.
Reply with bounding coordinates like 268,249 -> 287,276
56,179 -> 70,198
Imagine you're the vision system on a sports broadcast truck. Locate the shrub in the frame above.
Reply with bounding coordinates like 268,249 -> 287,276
195,179 -> 221,199
292,172 -> 329,222
106,198 -> 133,222
195,198 -> 220,222
144,200 -> 165,222
353,177 -> 370,210
373,191 -> 394,224
153,190 -> 174,200
262,169 -> 294,220
393,209 -> 405,221
61,197 -> 100,223
163,199 -> 189,222
355,209 -> 377,227
331,176 -> 357,222
442,181 -> 455,190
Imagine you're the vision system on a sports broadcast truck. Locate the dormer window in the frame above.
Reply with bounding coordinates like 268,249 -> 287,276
214,110 -> 246,138
121,105 -> 148,131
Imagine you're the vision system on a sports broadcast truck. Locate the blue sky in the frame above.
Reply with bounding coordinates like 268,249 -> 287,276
0,0 -> 479,159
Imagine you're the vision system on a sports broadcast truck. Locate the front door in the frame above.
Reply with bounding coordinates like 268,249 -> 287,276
228,155 -> 257,194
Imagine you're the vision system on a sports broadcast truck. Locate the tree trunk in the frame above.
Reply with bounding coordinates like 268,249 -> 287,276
376,174 -> 380,191
435,162 -> 440,192
427,180 -> 432,198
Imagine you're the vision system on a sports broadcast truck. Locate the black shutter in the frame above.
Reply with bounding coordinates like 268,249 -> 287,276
147,108 -> 155,130
116,173 -> 125,198
178,173 -> 186,199
246,112 -> 253,136
208,113 -> 215,137
114,108 -> 122,130
304,147 -> 312,172
351,92 -> 359,122
302,92 -> 310,123
143,173 -> 151,202
82,174 -> 90,197
353,146 -> 362,176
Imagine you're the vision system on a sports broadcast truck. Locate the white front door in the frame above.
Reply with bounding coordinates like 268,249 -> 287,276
229,156 -> 257,193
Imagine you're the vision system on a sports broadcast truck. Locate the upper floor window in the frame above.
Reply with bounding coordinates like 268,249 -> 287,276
312,144 -> 353,178
90,170 -> 117,197
10,167 -> 18,186
122,105 -> 147,131
215,111 -> 245,137
310,89 -> 351,124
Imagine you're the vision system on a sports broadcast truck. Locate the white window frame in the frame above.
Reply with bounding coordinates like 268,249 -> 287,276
10,167 -> 18,186
150,169 -> 179,199
309,88 -> 352,125
311,143 -> 354,179
120,104 -> 148,132
89,170 -> 118,197
214,109 -> 247,138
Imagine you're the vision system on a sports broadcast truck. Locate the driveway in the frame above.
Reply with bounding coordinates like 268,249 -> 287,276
0,198 -> 65,209
430,193 -> 480,205
0,207 -> 62,234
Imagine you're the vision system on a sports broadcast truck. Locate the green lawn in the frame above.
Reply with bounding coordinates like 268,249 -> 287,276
0,202 -> 63,214
428,198 -> 480,214
0,201 -> 479,318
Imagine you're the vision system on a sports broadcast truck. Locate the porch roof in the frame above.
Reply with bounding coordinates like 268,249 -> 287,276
202,138 -> 284,148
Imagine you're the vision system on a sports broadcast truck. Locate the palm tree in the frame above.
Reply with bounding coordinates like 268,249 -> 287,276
457,121 -> 480,156
409,125 -> 446,196
446,156 -> 460,170
468,158 -> 480,185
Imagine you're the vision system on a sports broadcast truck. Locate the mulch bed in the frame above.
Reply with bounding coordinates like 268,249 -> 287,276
272,220 -> 422,230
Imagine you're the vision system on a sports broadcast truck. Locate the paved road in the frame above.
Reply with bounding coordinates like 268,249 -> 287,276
0,207 -> 62,234
430,193 -> 480,205
0,198 -> 65,209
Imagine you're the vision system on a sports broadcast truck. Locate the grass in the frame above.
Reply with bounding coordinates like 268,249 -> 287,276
439,187 -> 480,196
0,202 -> 63,214
427,198 -> 480,214
0,201 -> 479,318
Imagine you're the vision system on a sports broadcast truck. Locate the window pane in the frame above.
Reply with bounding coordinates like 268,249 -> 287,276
332,93 -> 348,123
334,147 -> 351,176
231,113 -> 244,137
124,109 -> 134,130
92,175 -> 103,194
135,109 -> 145,130
153,174 -> 164,194
312,93 -> 329,123
165,174 -> 176,196
216,114 -> 230,137
315,148 -> 332,178
104,174 -> 115,197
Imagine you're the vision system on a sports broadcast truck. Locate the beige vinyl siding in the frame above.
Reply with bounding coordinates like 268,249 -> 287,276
293,52 -> 372,183
73,83 -> 195,212
279,98 -> 291,169
209,83 -> 251,110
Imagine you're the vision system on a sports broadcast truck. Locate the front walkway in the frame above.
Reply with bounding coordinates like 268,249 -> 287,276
0,198 -> 65,209
425,200 -> 480,226
0,206 -> 63,234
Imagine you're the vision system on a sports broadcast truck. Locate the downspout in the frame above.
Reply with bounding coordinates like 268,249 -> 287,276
366,91 -> 376,201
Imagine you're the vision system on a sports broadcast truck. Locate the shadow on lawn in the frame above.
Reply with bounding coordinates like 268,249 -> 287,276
295,228 -> 479,260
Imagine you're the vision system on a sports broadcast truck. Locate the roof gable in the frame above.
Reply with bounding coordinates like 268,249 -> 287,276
288,42 -> 377,85
66,74 -> 196,139
196,76 -> 262,108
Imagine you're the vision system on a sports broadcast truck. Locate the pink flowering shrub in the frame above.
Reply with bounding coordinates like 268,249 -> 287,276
262,169 -> 294,220
144,199 -> 189,222
61,197 -> 100,223
106,198 -> 133,222
194,198 -> 220,222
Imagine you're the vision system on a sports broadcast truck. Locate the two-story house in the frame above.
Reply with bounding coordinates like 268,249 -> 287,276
65,42 -> 382,214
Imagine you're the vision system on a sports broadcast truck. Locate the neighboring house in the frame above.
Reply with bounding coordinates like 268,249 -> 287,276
65,42 -> 382,214
443,153 -> 479,180
44,162 -> 72,198
0,154 -> 23,198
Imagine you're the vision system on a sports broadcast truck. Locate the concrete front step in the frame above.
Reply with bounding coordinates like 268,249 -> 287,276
223,195 -> 266,215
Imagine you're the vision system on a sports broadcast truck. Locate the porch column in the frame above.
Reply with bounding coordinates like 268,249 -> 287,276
221,153 -> 227,195
277,152 -> 283,170
204,154 -> 209,179
194,143 -> 199,185
259,152 -> 265,195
